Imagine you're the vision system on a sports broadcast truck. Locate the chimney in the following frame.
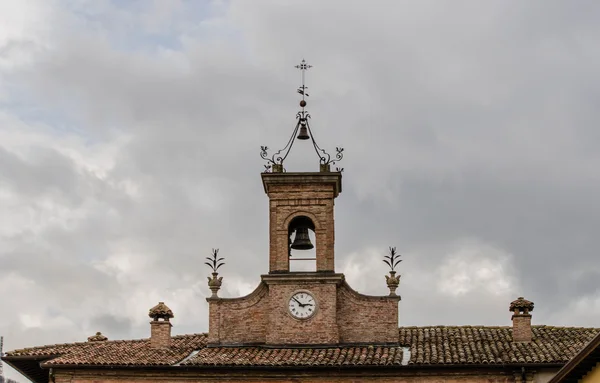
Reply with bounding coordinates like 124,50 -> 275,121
510,296 -> 534,343
148,301 -> 174,348
87,332 -> 108,342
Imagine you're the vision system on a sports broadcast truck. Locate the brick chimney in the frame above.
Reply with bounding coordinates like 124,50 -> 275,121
510,296 -> 534,343
148,301 -> 174,348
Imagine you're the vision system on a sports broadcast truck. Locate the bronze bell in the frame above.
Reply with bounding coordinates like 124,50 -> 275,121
290,227 -> 314,250
297,124 -> 310,140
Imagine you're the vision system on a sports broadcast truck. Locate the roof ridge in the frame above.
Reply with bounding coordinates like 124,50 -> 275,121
398,325 -> 511,329
12,327 -> 600,353
7,337 -> 148,353
532,325 -> 600,329
398,325 -> 600,330
206,344 -> 402,350
172,333 -> 207,338
7,333 -> 208,353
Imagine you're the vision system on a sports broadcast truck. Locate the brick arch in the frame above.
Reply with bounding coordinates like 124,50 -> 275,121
282,210 -> 323,232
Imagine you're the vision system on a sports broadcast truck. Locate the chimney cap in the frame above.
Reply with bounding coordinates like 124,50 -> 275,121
509,296 -> 534,314
148,301 -> 174,321
87,332 -> 108,342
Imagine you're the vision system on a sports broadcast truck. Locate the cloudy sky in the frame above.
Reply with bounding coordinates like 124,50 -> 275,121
2,0 -> 600,380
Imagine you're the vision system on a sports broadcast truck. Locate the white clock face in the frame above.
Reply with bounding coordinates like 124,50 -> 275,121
288,291 -> 316,320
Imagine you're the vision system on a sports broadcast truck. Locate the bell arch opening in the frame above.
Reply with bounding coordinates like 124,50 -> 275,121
288,215 -> 317,272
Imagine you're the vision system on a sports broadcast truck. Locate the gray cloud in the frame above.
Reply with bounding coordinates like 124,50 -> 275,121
2,0 -> 600,380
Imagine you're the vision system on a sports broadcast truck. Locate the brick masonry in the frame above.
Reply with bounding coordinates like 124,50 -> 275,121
512,314 -> 533,342
149,320 -> 172,348
207,284 -> 269,345
54,369 -> 536,383
265,279 -> 339,344
262,172 -> 341,273
337,281 -> 400,343
207,273 -> 400,345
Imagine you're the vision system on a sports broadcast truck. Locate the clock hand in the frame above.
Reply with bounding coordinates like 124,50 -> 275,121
293,297 -> 305,307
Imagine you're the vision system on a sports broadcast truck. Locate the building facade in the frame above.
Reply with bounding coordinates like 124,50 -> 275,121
3,62 -> 599,383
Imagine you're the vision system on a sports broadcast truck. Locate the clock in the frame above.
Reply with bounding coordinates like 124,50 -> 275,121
288,291 -> 317,320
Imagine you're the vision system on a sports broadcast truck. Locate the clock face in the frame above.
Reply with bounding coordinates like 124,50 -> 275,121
288,291 -> 316,320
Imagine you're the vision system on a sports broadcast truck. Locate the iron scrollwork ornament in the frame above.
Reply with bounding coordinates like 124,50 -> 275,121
260,59 -> 344,172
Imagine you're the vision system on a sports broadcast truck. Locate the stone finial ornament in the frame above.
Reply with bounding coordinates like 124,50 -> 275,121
510,296 -> 534,315
87,332 -> 108,342
148,301 -> 174,321
206,248 -> 224,298
383,246 -> 402,296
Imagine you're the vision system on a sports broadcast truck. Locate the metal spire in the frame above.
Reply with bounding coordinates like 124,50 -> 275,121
295,58 -> 312,103
260,59 -> 344,172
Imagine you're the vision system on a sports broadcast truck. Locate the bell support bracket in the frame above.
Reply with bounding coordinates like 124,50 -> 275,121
260,59 -> 344,173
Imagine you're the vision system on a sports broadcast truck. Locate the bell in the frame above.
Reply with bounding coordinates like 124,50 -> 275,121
297,124 -> 310,140
290,227 -> 314,250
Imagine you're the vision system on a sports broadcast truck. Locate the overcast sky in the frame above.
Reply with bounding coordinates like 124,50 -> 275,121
2,0 -> 600,381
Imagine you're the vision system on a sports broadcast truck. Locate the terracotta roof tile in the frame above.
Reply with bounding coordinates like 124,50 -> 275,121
182,345 -> 405,367
46,334 -> 207,366
148,302 -> 174,321
4,326 -> 598,368
510,297 -> 534,313
398,326 -> 599,365
4,334 -> 207,366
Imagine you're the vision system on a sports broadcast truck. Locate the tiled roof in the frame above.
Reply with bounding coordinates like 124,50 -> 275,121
399,326 -> 599,365
184,345 -> 405,367
5,334 -> 207,366
549,331 -> 600,383
4,326 -> 599,369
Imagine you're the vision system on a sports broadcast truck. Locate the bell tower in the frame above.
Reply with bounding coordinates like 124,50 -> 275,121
262,172 -> 341,273
206,60 -> 399,347
260,59 -> 344,274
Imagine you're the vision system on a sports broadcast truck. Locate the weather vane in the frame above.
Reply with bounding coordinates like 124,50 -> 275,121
295,58 -> 312,102
260,59 -> 344,173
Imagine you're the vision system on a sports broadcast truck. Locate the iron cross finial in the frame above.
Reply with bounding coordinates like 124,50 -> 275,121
295,59 -> 312,103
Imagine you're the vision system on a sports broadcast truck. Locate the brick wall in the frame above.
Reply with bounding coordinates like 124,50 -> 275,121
265,279 -> 339,344
149,321 -> 171,348
55,368 -> 525,383
512,314 -> 532,342
337,281 -> 400,343
207,284 -> 269,345
262,172 -> 341,273
268,184 -> 336,272
207,273 -> 400,346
